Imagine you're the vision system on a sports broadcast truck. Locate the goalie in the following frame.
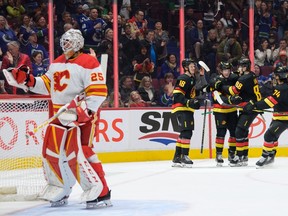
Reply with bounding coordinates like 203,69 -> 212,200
4,29 -> 111,209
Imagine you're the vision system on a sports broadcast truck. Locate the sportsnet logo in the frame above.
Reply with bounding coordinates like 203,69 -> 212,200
138,132 -> 179,145
138,111 -> 180,146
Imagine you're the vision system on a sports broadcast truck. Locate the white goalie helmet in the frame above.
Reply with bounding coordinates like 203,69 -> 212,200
60,29 -> 84,54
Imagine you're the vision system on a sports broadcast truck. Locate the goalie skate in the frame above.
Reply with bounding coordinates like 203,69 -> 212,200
86,190 -> 112,209
50,196 -> 69,207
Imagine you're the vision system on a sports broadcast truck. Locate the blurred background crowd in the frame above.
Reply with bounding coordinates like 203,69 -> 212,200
0,0 -> 287,107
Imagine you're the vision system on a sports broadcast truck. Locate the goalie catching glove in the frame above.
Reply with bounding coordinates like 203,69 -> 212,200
11,65 -> 35,87
186,99 -> 200,110
57,95 -> 93,127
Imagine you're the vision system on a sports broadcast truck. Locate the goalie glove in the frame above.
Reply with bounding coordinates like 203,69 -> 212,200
11,65 -> 35,87
58,94 -> 92,127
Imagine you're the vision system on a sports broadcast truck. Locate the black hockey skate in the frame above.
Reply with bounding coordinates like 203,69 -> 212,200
229,155 -> 243,167
180,155 -> 193,168
266,150 -> 276,165
215,154 -> 224,167
228,150 -> 235,163
172,155 -> 182,168
242,156 -> 248,166
50,196 -> 69,207
86,190 -> 112,209
256,156 -> 269,168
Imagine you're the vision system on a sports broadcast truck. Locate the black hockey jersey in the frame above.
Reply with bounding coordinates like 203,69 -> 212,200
224,72 -> 262,103
172,73 -> 196,113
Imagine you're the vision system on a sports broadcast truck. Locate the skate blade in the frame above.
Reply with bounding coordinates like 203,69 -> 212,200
229,162 -> 243,167
171,163 -> 183,168
181,163 -> 193,168
50,199 -> 68,207
216,163 -> 223,167
86,200 -> 113,209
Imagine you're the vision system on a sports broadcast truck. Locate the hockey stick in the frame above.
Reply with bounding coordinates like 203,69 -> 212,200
213,90 -> 275,113
200,97 -> 208,154
198,61 -> 210,72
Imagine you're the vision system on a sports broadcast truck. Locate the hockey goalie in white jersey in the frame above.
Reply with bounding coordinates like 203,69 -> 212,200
5,29 -> 111,209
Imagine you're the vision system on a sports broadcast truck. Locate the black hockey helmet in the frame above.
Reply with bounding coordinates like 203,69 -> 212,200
219,61 -> 232,70
274,66 -> 288,81
238,58 -> 251,70
182,58 -> 195,69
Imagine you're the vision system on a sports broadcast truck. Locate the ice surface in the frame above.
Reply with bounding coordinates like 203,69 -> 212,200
1,158 -> 288,216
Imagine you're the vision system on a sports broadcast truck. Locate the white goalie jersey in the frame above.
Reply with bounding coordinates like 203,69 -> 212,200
30,53 -> 108,113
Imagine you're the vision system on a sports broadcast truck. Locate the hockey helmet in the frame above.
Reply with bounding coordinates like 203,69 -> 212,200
238,58 -> 251,70
182,58 -> 195,69
274,66 -> 288,81
219,61 -> 232,70
60,29 -> 84,54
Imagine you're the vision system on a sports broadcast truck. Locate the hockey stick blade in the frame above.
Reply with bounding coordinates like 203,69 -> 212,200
198,61 -> 210,72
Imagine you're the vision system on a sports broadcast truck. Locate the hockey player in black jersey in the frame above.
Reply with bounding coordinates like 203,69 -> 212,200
244,66 -> 288,168
171,59 -> 207,168
211,62 -> 242,166
216,58 -> 262,166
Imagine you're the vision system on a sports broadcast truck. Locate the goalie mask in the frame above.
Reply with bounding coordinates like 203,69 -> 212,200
60,29 -> 84,58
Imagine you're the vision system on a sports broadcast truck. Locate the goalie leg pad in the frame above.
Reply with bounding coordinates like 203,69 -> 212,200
65,127 -> 103,202
40,124 -> 76,203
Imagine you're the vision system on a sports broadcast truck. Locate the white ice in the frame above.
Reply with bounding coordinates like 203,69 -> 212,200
1,158 -> 288,216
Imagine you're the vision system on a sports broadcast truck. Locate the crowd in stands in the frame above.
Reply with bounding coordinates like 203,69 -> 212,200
0,0 -> 287,107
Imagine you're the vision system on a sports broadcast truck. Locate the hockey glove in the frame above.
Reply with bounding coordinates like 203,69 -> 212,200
201,84 -> 211,93
186,99 -> 200,110
228,95 -> 242,105
214,79 -> 223,91
243,100 -> 256,113
11,65 -> 35,87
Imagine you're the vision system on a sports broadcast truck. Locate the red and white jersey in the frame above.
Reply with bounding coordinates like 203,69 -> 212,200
30,53 -> 108,113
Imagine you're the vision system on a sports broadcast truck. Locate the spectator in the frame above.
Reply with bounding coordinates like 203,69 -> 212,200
258,1 -> 273,40
158,72 -> 174,107
76,4 -> 90,31
132,44 -> 154,89
107,92 -> 125,107
33,14 -> 49,51
241,40 -> 249,58
18,14 -> 34,51
215,20 -> 226,42
0,0 -> 7,17
56,11 -> 78,38
128,90 -> 152,107
154,20 -> 169,65
0,15 -> 18,56
119,23 -> 140,76
189,19 -> 208,61
82,7 -> 107,52
217,33 -> 242,66
273,50 -> 288,68
275,0 -> 288,40
254,64 -> 273,98
158,53 -> 180,79
203,28 -> 219,76
119,75 -> 135,107
31,50 -> 48,77
127,9 -> 148,40
219,10 -> 238,30
25,31 -> 49,65
119,0 -> 131,20
254,38 -> 273,66
272,38 -> 288,62
6,0 -> 25,24
137,76 -> 158,105
0,40 -> 32,94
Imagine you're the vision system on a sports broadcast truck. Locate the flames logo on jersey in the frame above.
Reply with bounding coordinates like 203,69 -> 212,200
54,70 -> 70,92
